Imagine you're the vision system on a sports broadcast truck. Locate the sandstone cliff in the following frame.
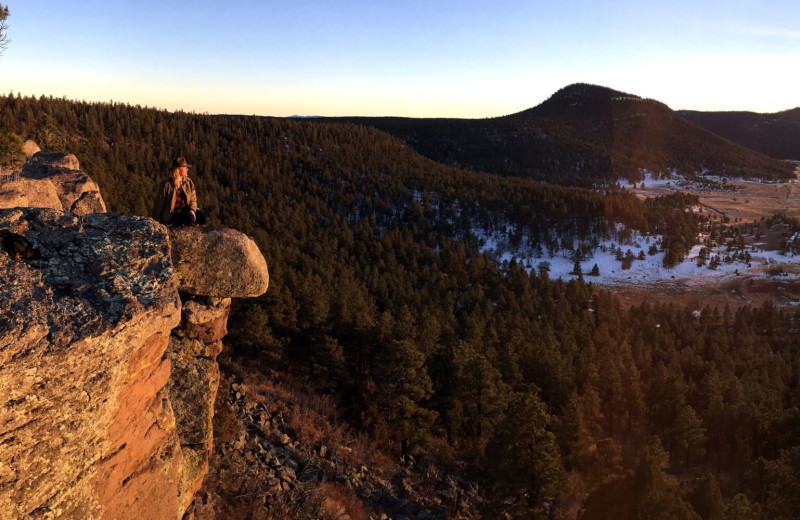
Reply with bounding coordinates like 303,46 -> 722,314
0,208 -> 182,519
0,157 -> 269,519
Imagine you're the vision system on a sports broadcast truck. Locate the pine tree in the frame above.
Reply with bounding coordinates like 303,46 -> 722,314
725,494 -> 763,520
371,339 -> 438,452
486,392 -> 566,518
671,404 -> 707,469
572,258 -> 582,275
631,436 -> 701,520
0,131 -> 23,170
689,474 -> 725,520
454,343 -> 509,438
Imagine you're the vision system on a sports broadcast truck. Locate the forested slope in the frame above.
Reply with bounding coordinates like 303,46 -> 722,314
328,83 -> 794,186
1,94 -> 798,519
679,107 -> 800,161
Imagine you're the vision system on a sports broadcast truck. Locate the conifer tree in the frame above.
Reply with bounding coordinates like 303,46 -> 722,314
572,258 -> 582,275
0,131 -> 23,170
371,338 -> 438,452
454,343 -> 509,438
689,474 -> 725,520
725,494 -> 762,520
486,392 -> 566,518
671,404 -> 707,469
631,436 -> 701,520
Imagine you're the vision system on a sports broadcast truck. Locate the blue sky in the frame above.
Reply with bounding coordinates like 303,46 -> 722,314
0,0 -> 798,117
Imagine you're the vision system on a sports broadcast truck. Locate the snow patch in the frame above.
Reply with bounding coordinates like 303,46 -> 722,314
475,222 -> 800,289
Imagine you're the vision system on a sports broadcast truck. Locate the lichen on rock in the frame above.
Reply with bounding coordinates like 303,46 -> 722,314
169,226 -> 269,298
0,207 -> 182,519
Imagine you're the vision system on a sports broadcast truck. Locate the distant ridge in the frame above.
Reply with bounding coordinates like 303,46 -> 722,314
324,83 -> 794,185
678,108 -> 800,161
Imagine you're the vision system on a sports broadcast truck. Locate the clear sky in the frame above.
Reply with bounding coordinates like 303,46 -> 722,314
0,0 -> 798,117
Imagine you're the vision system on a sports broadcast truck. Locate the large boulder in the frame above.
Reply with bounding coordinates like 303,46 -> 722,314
15,152 -> 107,215
169,227 -> 269,298
0,177 -> 62,211
22,139 -> 41,159
0,208 -> 183,520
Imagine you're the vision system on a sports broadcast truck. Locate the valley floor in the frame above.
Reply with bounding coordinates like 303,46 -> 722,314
626,167 -> 800,222
480,168 -> 800,309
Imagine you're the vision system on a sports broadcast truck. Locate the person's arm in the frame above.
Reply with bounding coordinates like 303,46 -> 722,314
186,179 -> 199,211
152,181 -> 174,223
152,182 -> 167,220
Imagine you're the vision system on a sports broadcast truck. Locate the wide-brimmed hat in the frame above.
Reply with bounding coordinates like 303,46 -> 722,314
171,156 -> 191,169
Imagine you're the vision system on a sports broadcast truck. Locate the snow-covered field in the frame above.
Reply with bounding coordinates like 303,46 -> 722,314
615,171 -> 742,194
415,169 -> 800,291
476,227 -> 800,289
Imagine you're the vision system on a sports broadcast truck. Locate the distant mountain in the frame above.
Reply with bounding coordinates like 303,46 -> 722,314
327,83 -> 794,185
678,108 -> 800,161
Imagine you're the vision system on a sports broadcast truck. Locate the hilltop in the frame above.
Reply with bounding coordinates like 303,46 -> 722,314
679,107 -> 800,161
327,83 -> 794,185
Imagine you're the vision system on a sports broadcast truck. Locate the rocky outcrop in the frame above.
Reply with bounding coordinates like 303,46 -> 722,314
0,156 -> 270,519
0,151 -> 106,215
166,226 -> 270,512
168,332 -> 224,511
0,208 -> 182,519
189,371 -> 482,520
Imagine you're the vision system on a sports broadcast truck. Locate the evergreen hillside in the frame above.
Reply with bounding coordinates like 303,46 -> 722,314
1,94 -> 799,519
328,83 -> 794,185
679,107 -> 800,161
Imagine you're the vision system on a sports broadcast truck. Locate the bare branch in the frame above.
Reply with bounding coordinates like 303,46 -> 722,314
0,4 -> 9,56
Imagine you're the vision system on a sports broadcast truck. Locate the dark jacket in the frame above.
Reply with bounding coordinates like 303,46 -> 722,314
151,176 -> 198,224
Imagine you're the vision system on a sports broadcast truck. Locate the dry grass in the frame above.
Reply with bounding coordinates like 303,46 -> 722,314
633,167 -> 800,223
240,370 -> 396,477
204,358 -> 483,520
316,482 -> 370,520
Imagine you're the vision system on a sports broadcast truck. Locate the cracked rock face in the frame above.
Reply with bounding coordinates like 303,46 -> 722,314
0,208 -> 182,519
168,296 -> 231,513
0,191 -> 271,519
168,334 -> 223,511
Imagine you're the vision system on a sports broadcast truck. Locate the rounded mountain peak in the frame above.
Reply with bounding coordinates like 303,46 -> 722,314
504,83 -> 670,122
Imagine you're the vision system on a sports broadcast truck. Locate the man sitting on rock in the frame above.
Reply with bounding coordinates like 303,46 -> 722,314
152,156 -> 208,226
